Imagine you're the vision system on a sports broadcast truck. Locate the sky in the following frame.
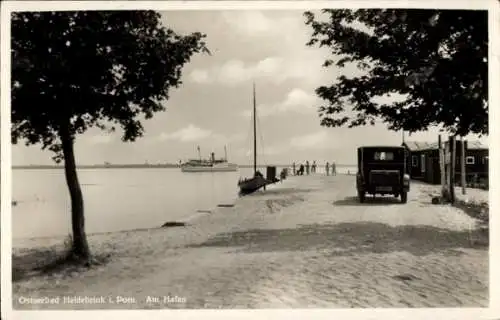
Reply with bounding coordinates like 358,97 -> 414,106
12,10 -> 489,166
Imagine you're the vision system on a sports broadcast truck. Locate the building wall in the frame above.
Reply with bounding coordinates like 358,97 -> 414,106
410,152 -> 422,178
454,148 -> 488,182
405,149 -> 425,179
424,149 -> 441,184
407,148 -> 488,184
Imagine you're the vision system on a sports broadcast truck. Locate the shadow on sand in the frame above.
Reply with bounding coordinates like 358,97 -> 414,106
333,195 -> 404,206
188,222 -> 488,256
12,248 -> 111,282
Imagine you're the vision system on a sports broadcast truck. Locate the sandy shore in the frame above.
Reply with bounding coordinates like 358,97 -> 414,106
12,174 -> 488,309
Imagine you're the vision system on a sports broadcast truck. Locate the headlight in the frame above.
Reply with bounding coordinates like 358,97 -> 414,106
403,174 -> 410,185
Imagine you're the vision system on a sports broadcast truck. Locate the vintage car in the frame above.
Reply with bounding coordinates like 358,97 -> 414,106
356,146 -> 410,203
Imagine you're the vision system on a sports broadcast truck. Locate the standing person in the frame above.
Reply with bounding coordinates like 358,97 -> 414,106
292,162 -> 296,176
325,162 -> 330,176
331,161 -> 337,176
312,161 -> 317,174
280,168 -> 287,182
306,160 -> 310,175
299,163 -> 304,175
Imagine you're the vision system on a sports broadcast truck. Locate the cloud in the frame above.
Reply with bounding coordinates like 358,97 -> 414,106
188,11 -> 332,87
188,11 -> 333,87
215,10 -> 331,85
237,144 -> 290,157
241,88 -> 319,118
190,53 -> 328,87
263,144 -> 291,156
190,57 -> 282,86
289,131 -> 329,150
220,11 -> 309,42
217,59 -> 254,84
159,124 -> 246,145
189,69 -> 209,83
283,88 -> 319,109
211,132 -> 247,145
85,134 -> 113,145
160,124 -> 212,142
220,11 -> 274,37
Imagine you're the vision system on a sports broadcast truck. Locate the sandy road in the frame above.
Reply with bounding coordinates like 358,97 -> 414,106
12,174 -> 488,309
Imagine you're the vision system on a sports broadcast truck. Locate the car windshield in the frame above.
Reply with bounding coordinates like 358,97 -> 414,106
373,151 -> 394,161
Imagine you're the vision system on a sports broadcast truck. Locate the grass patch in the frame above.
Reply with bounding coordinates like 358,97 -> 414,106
454,199 -> 489,225
12,234 -> 111,282
420,185 -> 489,247
453,199 -> 489,247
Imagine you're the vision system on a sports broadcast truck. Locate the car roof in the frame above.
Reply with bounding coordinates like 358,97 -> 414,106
358,146 -> 405,150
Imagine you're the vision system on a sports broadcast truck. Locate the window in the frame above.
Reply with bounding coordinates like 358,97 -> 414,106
421,154 -> 426,173
483,156 -> 489,164
466,156 -> 475,165
412,155 -> 418,167
374,151 -> 394,161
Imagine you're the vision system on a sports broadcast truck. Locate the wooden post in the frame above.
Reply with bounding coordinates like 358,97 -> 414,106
461,137 -> 466,195
449,135 -> 456,203
444,138 -> 450,201
438,135 -> 446,197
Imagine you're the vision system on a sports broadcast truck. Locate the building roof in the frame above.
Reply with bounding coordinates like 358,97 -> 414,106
404,140 -> 488,152
358,145 -> 405,149
403,141 -> 438,152
466,140 -> 488,150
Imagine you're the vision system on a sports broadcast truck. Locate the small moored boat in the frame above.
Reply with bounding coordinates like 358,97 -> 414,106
238,83 -> 279,195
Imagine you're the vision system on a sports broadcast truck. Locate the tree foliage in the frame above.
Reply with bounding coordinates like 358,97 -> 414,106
12,11 -> 208,159
304,9 -> 488,136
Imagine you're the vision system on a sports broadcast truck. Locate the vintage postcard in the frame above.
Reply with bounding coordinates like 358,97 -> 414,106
1,1 -> 498,320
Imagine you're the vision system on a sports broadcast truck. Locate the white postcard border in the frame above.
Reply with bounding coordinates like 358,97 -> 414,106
1,1 -> 499,320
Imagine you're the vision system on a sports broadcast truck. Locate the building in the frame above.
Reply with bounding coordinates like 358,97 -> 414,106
402,141 -> 438,181
454,140 -> 489,183
402,140 -> 488,185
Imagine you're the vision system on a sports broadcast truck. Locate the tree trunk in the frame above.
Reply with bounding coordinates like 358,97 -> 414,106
60,127 -> 90,261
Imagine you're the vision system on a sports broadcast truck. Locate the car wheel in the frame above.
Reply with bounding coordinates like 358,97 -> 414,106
358,190 -> 365,203
401,191 -> 408,203
394,193 -> 399,198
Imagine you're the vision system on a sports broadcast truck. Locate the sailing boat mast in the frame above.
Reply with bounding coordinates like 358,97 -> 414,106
253,82 -> 257,175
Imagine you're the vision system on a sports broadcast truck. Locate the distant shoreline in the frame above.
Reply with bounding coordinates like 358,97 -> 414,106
13,164 -> 356,170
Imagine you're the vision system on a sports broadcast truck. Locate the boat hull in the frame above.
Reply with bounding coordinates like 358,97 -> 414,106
181,163 -> 238,172
238,176 -> 276,195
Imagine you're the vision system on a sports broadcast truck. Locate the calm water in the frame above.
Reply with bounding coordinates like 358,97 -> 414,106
12,165 -> 356,239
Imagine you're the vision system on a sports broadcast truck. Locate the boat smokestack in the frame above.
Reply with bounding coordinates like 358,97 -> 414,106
211,152 -> 215,163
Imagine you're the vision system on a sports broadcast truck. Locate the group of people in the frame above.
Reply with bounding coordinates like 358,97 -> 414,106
325,161 -> 337,176
292,161 -> 336,176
